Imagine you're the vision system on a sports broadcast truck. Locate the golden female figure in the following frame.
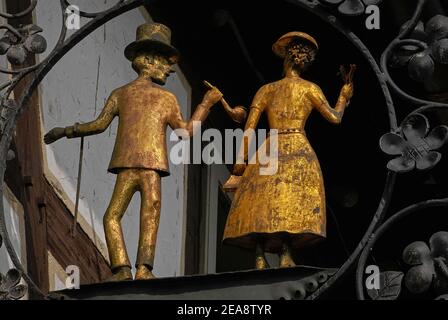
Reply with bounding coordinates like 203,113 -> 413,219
223,32 -> 354,269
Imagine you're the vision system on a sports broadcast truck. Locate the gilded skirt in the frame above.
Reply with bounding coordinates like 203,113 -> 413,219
223,131 -> 326,253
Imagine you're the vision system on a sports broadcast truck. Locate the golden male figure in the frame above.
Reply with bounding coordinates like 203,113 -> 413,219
223,32 -> 354,269
44,23 -> 222,281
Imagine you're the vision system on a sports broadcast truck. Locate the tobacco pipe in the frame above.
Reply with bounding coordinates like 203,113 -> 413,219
203,80 -> 247,123
339,64 -> 356,84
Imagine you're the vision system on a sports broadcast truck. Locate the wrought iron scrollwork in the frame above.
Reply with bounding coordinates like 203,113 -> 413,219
62,0 -> 127,18
291,0 -> 448,300
285,269 -> 337,300
0,0 -> 446,300
318,0 -> 383,17
356,200 -> 448,300
0,234 -> 28,300
402,231 -> 448,295
354,0 -> 448,301
287,0 -> 398,300
0,0 -> 145,299
390,15 -> 448,102
379,113 -> 448,173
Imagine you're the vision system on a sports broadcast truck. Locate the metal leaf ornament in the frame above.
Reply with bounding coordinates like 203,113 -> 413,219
367,271 -> 404,300
380,113 -> 448,173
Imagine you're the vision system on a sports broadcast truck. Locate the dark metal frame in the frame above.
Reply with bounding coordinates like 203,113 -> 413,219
0,0 -> 146,299
0,0 -> 447,300
294,0 -> 448,300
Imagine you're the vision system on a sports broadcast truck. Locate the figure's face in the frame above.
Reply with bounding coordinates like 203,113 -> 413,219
134,52 -> 175,85
149,54 -> 175,85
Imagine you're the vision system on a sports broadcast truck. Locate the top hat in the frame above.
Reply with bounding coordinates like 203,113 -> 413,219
272,31 -> 319,59
124,23 -> 179,64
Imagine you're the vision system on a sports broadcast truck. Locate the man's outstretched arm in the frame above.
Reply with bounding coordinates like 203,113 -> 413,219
168,88 -> 222,137
44,91 -> 118,144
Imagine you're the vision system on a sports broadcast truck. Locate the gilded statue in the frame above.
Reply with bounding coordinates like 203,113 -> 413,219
44,23 -> 223,281
222,32 -> 355,269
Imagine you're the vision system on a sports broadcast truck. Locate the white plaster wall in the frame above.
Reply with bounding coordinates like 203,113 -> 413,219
0,186 -> 26,275
0,0 -> 25,277
48,251 -> 69,292
35,1 -> 190,277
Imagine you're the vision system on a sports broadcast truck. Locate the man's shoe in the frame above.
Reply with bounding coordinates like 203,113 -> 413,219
106,266 -> 133,282
255,255 -> 270,270
135,265 -> 156,280
279,244 -> 296,268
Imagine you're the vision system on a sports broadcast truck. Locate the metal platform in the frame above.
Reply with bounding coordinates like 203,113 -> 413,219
48,266 -> 336,300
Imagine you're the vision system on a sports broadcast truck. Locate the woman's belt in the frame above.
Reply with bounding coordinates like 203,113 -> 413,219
276,128 -> 305,134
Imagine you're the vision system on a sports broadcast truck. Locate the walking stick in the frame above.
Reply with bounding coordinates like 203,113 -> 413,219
71,136 -> 84,236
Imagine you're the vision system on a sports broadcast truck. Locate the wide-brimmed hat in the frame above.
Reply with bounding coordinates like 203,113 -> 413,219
272,31 -> 319,58
124,23 -> 179,64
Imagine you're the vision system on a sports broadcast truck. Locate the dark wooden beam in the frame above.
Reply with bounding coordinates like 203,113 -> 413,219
5,0 -> 111,294
12,74 -> 50,293
5,0 -> 50,295
44,179 -> 112,284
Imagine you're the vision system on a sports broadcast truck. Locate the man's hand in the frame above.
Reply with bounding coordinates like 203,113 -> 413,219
44,127 -> 66,144
203,87 -> 223,107
341,83 -> 354,101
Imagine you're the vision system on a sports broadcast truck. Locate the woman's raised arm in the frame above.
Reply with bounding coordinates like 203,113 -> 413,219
308,83 -> 353,124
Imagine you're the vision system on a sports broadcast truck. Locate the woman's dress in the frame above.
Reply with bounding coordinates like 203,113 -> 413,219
223,77 -> 327,253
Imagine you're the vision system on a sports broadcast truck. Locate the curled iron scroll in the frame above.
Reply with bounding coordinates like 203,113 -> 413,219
0,0 -> 145,299
0,0 -> 446,300
287,0 -> 399,300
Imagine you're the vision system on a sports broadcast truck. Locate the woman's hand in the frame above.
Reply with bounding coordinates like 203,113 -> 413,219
341,83 -> 354,101
339,64 -> 355,103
